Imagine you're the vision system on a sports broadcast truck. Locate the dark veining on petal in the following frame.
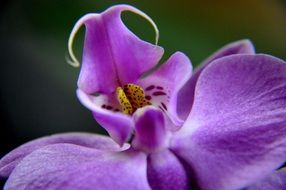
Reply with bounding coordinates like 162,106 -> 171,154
106,105 -> 113,110
146,85 -> 155,91
161,102 -> 167,110
153,91 -> 167,96
156,86 -> 164,90
158,106 -> 165,112
145,95 -> 152,100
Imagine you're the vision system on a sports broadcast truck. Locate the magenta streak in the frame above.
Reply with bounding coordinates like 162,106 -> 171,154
156,86 -> 164,90
153,91 -> 167,96
145,85 -> 155,91
161,102 -> 167,110
145,95 -> 152,100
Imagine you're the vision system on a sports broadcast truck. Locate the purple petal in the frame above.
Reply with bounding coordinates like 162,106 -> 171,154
77,89 -> 133,146
139,52 -> 192,127
248,167 -> 286,190
201,39 -> 255,65
147,149 -> 188,190
69,5 -> 164,94
177,39 -> 255,120
172,54 -> 286,190
4,144 -> 150,190
0,132 -> 129,178
132,106 -> 170,153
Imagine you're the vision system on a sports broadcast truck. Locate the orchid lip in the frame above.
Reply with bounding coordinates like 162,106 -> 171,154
132,106 -> 171,153
97,82 -> 172,117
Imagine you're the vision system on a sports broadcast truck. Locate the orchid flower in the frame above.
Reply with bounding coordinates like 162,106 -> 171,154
67,5 -> 192,146
1,4 -> 286,190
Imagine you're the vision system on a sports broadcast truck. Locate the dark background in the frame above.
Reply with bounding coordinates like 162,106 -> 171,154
1,0 -> 286,187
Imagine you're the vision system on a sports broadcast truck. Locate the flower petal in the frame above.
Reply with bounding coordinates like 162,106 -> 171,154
132,106 -> 170,153
69,4 -> 164,94
139,52 -> 192,127
77,89 -> 133,146
147,149 -> 188,190
0,132 -> 128,178
4,144 -> 150,190
248,167 -> 286,190
177,39 -> 255,120
201,39 -> 255,65
172,54 -> 286,190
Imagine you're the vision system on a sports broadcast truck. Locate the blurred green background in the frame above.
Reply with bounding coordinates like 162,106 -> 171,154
0,0 -> 285,164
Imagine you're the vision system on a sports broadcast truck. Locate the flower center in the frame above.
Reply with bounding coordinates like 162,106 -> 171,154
116,83 -> 151,115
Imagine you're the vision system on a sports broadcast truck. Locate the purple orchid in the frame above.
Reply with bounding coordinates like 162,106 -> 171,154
67,5 -> 192,146
1,4 -> 286,190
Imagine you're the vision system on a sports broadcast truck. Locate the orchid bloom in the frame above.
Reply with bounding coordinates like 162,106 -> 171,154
1,4 -> 286,190
67,5 -> 192,146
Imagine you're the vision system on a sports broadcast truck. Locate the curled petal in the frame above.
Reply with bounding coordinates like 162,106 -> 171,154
0,132 -> 129,177
4,144 -> 150,190
201,39 -> 255,65
68,4 -> 164,94
77,89 -> 133,146
147,149 -> 188,190
177,39 -> 255,120
139,52 -> 192,128
173,54 -> 286,190
248,167 -> 286,190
